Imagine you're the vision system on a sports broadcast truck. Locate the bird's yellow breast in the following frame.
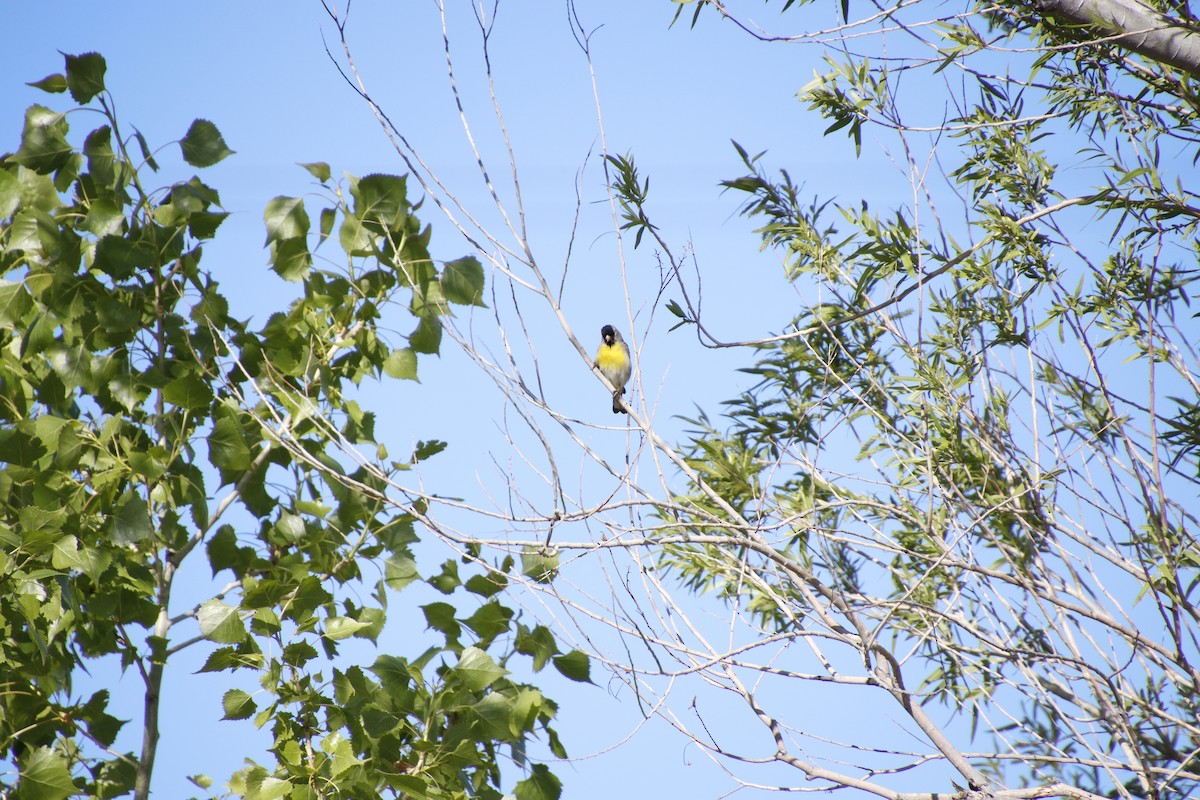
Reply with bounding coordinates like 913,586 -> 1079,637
595,343 -> 628,371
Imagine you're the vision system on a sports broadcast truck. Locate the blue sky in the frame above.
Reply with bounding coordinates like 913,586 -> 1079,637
1,2 -> 960,798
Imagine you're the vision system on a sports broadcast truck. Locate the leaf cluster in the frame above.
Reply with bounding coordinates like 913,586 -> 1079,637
0,52 -> 567,800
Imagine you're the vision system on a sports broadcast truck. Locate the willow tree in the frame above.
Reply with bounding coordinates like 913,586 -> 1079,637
306,1 -> 1200,799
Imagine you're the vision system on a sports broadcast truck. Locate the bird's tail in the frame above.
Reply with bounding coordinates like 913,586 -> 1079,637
612,387 -> 627,414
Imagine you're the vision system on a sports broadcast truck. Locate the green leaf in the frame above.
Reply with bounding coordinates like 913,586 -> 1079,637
300,161 -> 331,182
464,571 -> 506,598
208,412 -> 252,475
455,646 -> 507,691
198,599 -> 246,644
0,169 -> 21,219
521,548 -> 559,584
382,347 -> 418,381
163,372 -> 213,410
464,601 -> 514,642
441,256 -> 487,306
27,73 -> 68,94
422,602 -> 461,640
338,213 -> 373,255
14,105 -> 72,174
428,559 -> 461,594
64,52 -> 107,103
352,173 -> 410,229
514,763 -> 562,800
362,708 -> 401,737
221,688 -> 257,720
264,195 -> 310,242
321,732 -> 363,778
473,691 -> 517,739
412,439 -> 447,462
409,315 -> 442,355
385,553 -> 419,590
18,746 -> 75,800
268,235 -> 312,281
180,118 -> 235,167
371,654 -> 414,693
552,650 -> 593,683
325,616 -> 371,641
51,535 -> 111,581
0,280 -> 33,326
111,491 -> 153,545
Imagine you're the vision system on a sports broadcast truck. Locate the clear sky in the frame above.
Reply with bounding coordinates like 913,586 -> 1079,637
1,2 -> 950,798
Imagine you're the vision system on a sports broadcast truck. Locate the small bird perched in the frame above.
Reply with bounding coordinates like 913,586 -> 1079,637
594,324 -> 632,414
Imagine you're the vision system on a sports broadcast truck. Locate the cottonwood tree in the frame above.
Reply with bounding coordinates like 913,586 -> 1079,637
0,53 -> 583,800
309,1 -> 1200,800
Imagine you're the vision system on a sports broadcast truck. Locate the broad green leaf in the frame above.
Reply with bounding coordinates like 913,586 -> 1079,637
441,256 -> 487,306
264,195 -> 309,242
409,316 -> 441,355
198,599 -> 246,643
0,168 -> 21,219
352,173 -> 410,229
300,161 -> 331,182
324,616 -> 371,641
248,775 -> 290,800
273,510 -> 305,544
464,571 -> 507,598
208,412 -> 252,475
221,688 -> 256,720
318,206 -> 336,245
363,708 -> 401,737
188,775 -> 214,790
473,691 -> 517,739
321,732 -> 363,777
521,548 -> 559,584
14,105 -> 71,174
382,347 -> 418,381
514,763 -> 562,800
206,524 -> 248,576
427,559 -> 461,594
27,73 -> 68,94
84,197 -> 126,237
552,650 -> 593,683
0,280 -> 32,325
268,236 -> 312,281
163,373 -> 213,410
455,646 -> 507,691
111,491 -> 153,545
18,746 -> 75,800
180,118 -> 234,167
412,439 -> 447,462
94,234 -> 152,280
0,429 -> 46,467
385,552 -> 419,590
338,213 -> 373,256
464,601 -> 514,642
422,602 -> 461,640
20,506 -> 67,537
51,535 -> 111,581
281,641 -> 318,670
284,576 -> 331,622
371,655 -> 414,693
64,52 -> 107,103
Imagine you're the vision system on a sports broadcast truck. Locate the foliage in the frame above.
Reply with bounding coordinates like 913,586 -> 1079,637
621,1 -> 1200,798
0,52 -> 581,800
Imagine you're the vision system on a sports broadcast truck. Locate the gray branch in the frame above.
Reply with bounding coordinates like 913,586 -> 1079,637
1037,0 -> 1200,76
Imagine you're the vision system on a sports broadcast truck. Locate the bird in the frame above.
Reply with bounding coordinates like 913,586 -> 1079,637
594,324 -> 632,414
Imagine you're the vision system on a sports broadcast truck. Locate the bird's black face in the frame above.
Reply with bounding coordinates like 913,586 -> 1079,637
601,324 -> 615,345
